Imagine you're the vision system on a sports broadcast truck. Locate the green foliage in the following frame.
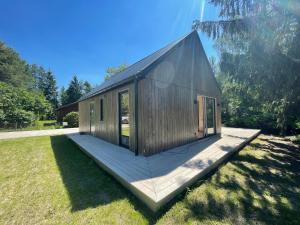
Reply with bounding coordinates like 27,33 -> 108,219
0,120 -> 62,132
0,42 -> 33,89
5,109 -> 35,128
293,135 -> 300,144
40,71 -> 58,110
83,81 -> 92,94
0,43 -> 59,120
63,112 -> 79,127
59,77 -> 92,106
28,66 -> 58,117
28,64 -> 47,91
59,86 -> 69,106
0,82 -> 52,128
202,0 -> 300,135
65,75 -> 82,104
104,64 -> 127,80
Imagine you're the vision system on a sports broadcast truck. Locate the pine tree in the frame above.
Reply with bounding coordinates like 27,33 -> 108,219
83,81 -> 92,94
65,75 -> 82,104
42,70 -> 58,109
59,86 -> 68,106
193,0 -> 300,135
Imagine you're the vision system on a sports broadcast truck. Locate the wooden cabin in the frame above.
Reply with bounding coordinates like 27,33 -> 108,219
56,101 -> 78,123
78,30 -> 221,156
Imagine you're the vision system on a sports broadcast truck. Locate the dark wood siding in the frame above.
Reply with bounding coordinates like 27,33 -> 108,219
138,78 -> 199,155
79,83 -> 136,152
137,32 -> 221,156
79,31 -> 221,156
56,102 -> 78,122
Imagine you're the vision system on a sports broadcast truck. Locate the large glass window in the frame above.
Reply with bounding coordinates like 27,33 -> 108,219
119,91 -> 130,147
205,97 -> 216,135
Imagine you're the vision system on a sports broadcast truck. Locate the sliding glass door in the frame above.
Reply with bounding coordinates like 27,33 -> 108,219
198,96 -> 216,137
119,91 -> 130,147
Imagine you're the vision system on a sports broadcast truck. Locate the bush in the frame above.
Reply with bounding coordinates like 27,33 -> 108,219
63,112 -> 79,127
0,82 -> 52,128
7,109 -> 36,128
0,109 -> 5,127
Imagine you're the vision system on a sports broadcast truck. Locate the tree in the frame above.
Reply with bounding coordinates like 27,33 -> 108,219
0,42 -> 33,88
28,64 -> 45,91
0,41 -> 61,120
65,75 -> 82,104
59,78 -> 93,106
41,71 -> 58,109
209,56 -> 218,75
83,81 -> 92,94
194,0 -> 300,135
0,82 -> 51,128
104,64 -> 127,80
59,86 -> 68,106
63,112 -> 79,127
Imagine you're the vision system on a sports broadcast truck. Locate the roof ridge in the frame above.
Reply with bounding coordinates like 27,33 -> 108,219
80,30 -> 198,101
112,30 -> 196,77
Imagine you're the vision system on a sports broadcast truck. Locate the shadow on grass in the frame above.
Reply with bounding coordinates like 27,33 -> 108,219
179,137 -> 300,225
50,135 -> 300,224
50,135 -> 157,222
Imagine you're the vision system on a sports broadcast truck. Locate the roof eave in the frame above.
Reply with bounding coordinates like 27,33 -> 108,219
79,73 -> 142,102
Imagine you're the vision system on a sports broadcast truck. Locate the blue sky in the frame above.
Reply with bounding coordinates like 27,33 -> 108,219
0,0 -> 219,88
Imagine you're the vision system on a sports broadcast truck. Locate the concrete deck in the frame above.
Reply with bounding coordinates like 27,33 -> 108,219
0,128 -> 79,140
67,127 -> 260,211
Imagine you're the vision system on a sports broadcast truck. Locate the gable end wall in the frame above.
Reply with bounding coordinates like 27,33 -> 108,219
137,32 -> 221,156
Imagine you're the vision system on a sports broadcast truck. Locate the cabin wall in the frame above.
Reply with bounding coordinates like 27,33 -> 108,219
79,83 -> 136,152
56,102 -> 78,123
138,32 -> 221,156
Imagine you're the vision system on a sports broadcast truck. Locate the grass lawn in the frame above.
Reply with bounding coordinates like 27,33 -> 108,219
121,125 -> 130,137
0,120 -> 63,132
0,135 -> 299,224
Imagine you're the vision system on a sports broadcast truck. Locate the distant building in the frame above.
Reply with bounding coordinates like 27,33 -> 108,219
78,31 -> 221,156
56,102 -> 78,122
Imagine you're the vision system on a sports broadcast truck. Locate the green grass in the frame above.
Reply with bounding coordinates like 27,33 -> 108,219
0,135 -> 299,224
290,135 -> 300,145
0,120 -> 63,132
121,125 -> 130,136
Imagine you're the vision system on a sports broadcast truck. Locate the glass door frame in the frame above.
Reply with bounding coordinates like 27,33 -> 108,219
204,96 -> 216,136
118,90 -> 130,148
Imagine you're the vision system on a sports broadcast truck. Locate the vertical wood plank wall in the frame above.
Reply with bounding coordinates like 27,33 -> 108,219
79,83 -> 136,152
137,31 -> 222,156
79,31 -> 221,156
138,78 -> 201,155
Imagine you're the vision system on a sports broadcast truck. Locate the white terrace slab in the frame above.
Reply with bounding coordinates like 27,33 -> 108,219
67,127 -> 260,211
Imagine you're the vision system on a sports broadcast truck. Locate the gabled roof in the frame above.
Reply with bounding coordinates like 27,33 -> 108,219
56,101 -> 78,111
79,30 -> 197,101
